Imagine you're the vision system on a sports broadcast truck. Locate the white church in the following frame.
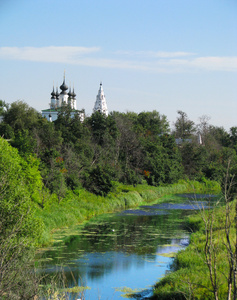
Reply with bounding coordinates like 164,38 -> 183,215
93,82 -> 108,116
42,75 -> 108,121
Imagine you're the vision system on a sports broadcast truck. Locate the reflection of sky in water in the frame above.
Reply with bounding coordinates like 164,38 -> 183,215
140,201 -> 211,211
39,194 -> 216,299
119,209 -> 169,216
72,252 -> 172,299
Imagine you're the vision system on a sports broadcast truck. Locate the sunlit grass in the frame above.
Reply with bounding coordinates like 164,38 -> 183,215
115,286 -> 143,298
152,200 -> 236,299
35,180 -> 221,246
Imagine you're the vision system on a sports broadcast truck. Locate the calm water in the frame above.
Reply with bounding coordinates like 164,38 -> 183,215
38,194 -> 216,299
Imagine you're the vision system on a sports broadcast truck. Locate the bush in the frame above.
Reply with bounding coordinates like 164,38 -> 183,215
82,165 -> 113,196
0,138 -> 43,298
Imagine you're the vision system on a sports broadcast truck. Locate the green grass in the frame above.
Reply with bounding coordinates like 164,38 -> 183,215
152,198 -> 236,300
35,179 -> 221,246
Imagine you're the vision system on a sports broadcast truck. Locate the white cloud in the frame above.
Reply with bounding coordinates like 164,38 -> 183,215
115,50 -> 196,58
0,46 -> 236,73
154,51 -> 196,58
164,56 -> 237,72
191,56 -> 237,71
0,46 -> 100,63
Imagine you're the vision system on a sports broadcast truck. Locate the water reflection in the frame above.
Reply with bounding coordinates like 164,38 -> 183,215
38,194 -> 217,299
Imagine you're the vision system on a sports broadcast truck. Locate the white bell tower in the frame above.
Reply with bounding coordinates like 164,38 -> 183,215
93,82 -> 108,116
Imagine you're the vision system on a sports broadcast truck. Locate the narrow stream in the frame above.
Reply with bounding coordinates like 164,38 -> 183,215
38,194 -> 216,299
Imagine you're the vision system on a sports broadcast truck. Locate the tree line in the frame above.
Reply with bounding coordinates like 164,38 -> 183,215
0,100 -> 237,201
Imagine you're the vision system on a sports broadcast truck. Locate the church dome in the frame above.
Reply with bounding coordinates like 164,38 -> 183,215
51,87 -> 56,98
60,79 -> 68,92
55,87 -> 59,99
72,88 -> 76,99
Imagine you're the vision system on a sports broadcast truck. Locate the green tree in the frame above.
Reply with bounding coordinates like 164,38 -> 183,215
142,135 -> 183,186
11,129 -> 36,157
82,165 -> 113,196
3,100 -> 41,132
0,100 -> 8,116
0,123 -> 14,139
33,120 -> 63,161
86,111 -> 108,145
135,110 -> 170,136
180,141 -> 208,180
54,104 -> 86,144
0,137 -> 43,298
61,145 -> 83,190
174,110 -> 196,139
43,155 -> 68,203
113,112 -> 143,184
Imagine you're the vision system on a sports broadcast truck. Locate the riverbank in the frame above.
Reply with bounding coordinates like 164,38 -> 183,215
36,183 -> 221,300
36,179 -> 220,247
151,195 -> 235,299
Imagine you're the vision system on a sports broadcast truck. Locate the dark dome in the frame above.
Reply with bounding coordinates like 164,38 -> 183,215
68,88 -> 72,97
51,88 -> 56,98
60,79 -> 68,91
55,88 -> 59,99
72,88 -> 76,98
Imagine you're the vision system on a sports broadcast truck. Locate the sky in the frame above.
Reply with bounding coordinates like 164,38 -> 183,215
0,0 -> 236,130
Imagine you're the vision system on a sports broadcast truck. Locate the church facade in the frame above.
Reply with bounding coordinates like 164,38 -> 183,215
42,75 -> 108,121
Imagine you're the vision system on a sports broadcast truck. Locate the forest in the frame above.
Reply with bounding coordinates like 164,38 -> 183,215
0,99 -> 237,299
1,100 -> 237,196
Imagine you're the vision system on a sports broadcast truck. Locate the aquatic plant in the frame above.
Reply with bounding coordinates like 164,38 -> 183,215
36,180 -> 220,246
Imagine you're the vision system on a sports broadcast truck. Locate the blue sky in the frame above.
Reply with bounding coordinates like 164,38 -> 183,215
0,0 -> 236,130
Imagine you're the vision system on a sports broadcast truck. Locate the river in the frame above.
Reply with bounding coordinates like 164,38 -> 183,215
38,193 -> 215,299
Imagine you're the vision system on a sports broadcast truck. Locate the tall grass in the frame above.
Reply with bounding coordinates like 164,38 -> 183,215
36,180 -> 220,246
152,197 -> 234,300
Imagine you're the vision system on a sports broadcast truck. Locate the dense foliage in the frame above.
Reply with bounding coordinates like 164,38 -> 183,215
1,102 -> 237,237
0,138 -> 43,299
0,100 -> 237,298
1,102 -> 236,198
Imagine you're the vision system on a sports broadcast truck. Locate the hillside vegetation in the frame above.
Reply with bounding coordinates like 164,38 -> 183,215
0,100 -> 237,299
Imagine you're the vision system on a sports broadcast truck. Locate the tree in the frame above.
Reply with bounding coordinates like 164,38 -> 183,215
43,156 -> 68,203
135,110 -> 170,136
180,142 -> 208,180
221,160 -> 237,299
0,137 -> 43,298
11,129 -> 36,157
54,104 -> 86,145
86,111 -> 108,145
142,135 -> 183,186
82,165 -> 113,196
229,127 -> 237,152
197,156 -> 237,300
0,100 -> 8,116
3,100 -> 41,132
196,115 -> 211,145
61,145 -> 84,190
0,123 -> 14,139
174,110 -> 196,139
113,112 -> 143,184
203,125 -> 230,151
32,120 -> 63,161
